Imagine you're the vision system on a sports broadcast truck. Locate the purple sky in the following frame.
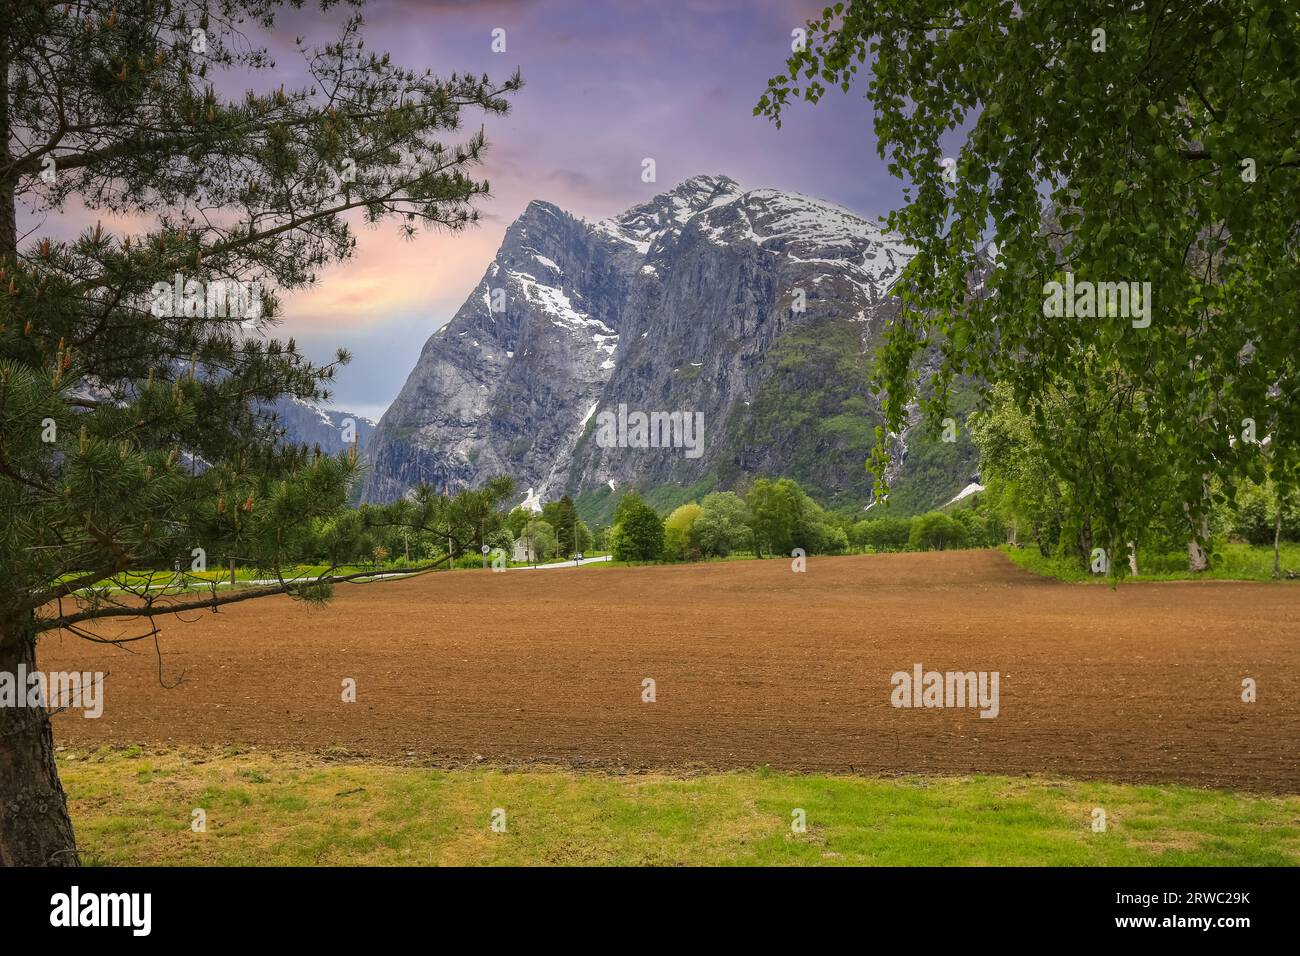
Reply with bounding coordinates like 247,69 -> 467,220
44,0 -> 908,419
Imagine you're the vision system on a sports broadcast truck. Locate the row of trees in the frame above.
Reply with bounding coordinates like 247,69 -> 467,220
309,476 -> 519,569
851,509 -> 1002,553
503,496 -> 596,563
606,460 -> 1298,567
605,462 -> 1299,567
296,485 -> 611,569
608,478 -> 852,563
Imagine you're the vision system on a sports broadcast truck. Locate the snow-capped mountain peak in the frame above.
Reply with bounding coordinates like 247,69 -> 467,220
360,175 -> 970,513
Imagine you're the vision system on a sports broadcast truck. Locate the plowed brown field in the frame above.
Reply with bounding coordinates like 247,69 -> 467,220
43,550 -> 1300,790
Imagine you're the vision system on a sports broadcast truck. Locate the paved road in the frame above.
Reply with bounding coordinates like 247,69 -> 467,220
519,555 -> 613,570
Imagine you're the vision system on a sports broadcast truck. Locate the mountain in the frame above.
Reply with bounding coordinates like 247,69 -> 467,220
74,367 -> 376,466
361,174 -> 977,519
269,397 -> 376,456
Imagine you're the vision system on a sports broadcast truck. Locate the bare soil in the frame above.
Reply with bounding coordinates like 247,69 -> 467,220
43,550 -> 1300,791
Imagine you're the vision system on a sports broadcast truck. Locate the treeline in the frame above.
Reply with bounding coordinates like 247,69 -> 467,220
504,496 -> 599,563
291,478 -> 600,569
607,478 -> 848,562
604,477 -> 1003,563
849,508 -> 1003,553
258,457 -> 1295,577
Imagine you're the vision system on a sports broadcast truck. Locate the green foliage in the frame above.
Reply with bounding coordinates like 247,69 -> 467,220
599,478 -> 1007,561
950,505 -> 1004,550
517,518 -> 558,562
747,478 -> 805,557
443,475 -> 518,556
663,502 -> 703,561
1228,479 -> 1300,544
851,516 -> 912,552
0,0 -> 522,639
541,495 -> 579,555
761,0 -> 1300,570
638,478 -> 715,523
291,580 -> 334,607
611,493 -> 664,562
504,507 -> 531,539
1007,541 -> 1300,584
693,492 -> 752,558
576,479 -> 715,528
908,512 -> 969,552
746,477 -> 846,557
969,382 -> 1067,555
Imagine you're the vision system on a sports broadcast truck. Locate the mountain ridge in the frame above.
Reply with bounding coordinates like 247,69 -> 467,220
360,175 -> 977,517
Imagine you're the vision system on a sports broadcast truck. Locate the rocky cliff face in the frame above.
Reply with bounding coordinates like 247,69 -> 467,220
361,174 -> 976,516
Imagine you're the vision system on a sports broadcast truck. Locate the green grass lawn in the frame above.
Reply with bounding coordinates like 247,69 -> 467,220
60,748 -> 1300,866
1003,542 -> 1300,583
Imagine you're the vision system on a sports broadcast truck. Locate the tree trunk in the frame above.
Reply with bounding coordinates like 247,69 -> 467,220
1186,506 -> 1210,573
1186,481 -> 1211,573
1127,541 -> 1139,577
0,615 -> 81,866
1078,516 -> 1093,572
1034,521 -> 1050,557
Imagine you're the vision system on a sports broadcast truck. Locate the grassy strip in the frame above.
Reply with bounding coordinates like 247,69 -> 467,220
56,564 -> 394,589
61,747 -> 1300,866
1002,542 -> 1300,583
57,554 -> 621,591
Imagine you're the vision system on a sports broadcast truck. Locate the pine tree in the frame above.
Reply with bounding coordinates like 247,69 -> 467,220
555,495 -> 578,555
0,0 -> 519,865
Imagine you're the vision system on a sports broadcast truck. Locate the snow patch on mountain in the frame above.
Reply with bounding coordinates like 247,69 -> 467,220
945,482 -> 985,506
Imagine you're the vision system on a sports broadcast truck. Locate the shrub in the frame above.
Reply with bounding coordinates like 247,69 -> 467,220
694,492 -> 751,557
819,524 -> 850,554
908,512 -> 969,551
612,495 -> 664,561
852,517 -> 912,551
663,502 -> 703,561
